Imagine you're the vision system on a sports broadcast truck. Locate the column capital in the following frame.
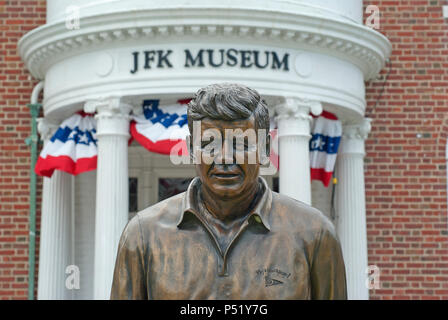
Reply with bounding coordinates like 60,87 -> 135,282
37,117 -> 59,142
84,97 -> 132,137
342,118 -> 372,141
339,118 -> 372,156
84,97 -> 132,120
274,97 -> 322,121
131,103 -> 144,117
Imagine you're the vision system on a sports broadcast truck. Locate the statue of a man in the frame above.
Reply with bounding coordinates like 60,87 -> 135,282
111,83 -> 347,299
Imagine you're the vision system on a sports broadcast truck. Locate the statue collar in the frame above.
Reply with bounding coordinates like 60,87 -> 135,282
178,176 -> 272,231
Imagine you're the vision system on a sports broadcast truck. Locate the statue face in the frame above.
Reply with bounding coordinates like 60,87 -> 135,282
189,115 -> 265,199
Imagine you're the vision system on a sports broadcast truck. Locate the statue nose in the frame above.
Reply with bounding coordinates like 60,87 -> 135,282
213,137 -> 235,164
222,138 -> 235,164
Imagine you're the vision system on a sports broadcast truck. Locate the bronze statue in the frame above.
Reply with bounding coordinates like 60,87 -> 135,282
110,83 -> 347,299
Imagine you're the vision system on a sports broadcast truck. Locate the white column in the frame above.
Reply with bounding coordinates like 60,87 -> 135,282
85,97 -> 131,300
335,118 -> 371,300
37,119 -> 73,300
274,98 -> 322,204
74,170 -> 96,300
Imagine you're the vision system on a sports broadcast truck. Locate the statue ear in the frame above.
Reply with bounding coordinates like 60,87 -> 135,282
266,133 -> 271,158
258,132 -> 271,165
186,134 -> 194,163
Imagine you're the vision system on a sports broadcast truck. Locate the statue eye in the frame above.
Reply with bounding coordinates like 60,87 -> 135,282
234,137 -> 254,152
233,137 -> 246,151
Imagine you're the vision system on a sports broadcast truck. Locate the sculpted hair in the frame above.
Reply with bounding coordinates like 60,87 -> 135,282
187,83 -> 270,135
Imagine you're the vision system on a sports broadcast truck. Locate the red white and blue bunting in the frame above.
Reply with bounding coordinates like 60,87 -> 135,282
35,112 -> 97,177
130,99 -> 190,156
35,102 -> 341,188
309,111 -> 342,187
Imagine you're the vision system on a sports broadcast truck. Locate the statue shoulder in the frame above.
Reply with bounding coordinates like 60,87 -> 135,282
134,192 -> 186,228
271,191 -> 337,238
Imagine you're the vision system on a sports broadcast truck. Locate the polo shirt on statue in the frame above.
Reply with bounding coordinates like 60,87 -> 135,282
110,177 -> 347,300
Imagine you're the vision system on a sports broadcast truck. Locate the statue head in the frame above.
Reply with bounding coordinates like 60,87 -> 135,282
187,83 -> 270,199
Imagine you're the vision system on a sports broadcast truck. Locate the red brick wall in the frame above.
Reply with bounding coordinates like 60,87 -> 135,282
0,0 -> 46,300
364,0 -> 448,299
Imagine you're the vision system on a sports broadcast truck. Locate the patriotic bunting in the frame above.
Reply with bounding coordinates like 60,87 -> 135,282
35,102 -> 341,187
35,112 -> 97,177
309,111 -> 342,187
130,99 -> 190,156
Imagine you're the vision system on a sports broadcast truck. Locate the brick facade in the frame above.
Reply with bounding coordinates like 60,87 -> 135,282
0,1 -> 46,300
364,0 -> 448,299
0,0 -> 446,299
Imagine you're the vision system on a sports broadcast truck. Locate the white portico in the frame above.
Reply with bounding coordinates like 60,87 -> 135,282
19,0 -> 390,300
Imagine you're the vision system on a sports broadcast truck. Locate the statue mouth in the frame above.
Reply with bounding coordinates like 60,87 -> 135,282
209,164 -> 242,179
212,173 -> 240,179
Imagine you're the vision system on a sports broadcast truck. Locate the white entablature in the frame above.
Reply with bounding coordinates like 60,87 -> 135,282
19,0 -> 390,123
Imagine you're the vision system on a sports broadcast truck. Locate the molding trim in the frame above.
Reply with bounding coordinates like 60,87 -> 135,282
19,7 -> 391,80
